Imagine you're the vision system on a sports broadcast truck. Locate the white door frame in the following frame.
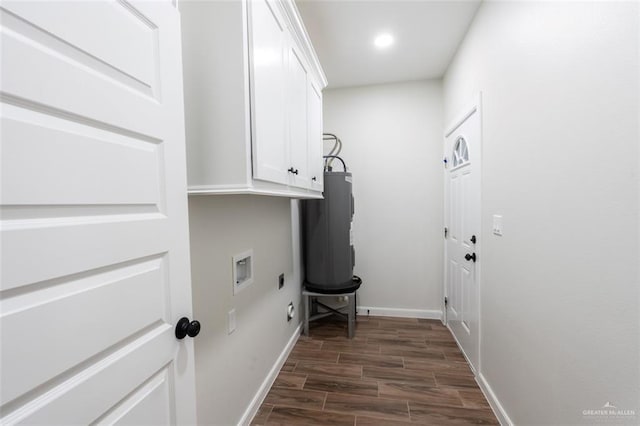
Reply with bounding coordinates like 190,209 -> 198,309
443,92 -> 483,373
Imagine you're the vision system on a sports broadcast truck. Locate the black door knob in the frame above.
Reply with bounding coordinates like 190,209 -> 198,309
287,167 -> 299,175
470,235 -> 477,244
464,253 -> 476,262
175,317 -> 201,339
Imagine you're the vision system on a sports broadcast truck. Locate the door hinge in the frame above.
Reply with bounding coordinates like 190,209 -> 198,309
444,297 -> 448,307
444,227 -> 448,238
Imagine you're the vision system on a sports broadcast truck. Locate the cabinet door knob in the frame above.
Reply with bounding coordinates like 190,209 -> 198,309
464,253 -> 476,263
312,176 -> 317,181
287,167 -> 299,175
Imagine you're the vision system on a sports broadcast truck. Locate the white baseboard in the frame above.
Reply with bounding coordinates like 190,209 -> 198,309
237,324 -> 302,426
358,306 -> 442,321
476,372 -> 513,426
445,323 -> 475,375
444,324 -> 511,426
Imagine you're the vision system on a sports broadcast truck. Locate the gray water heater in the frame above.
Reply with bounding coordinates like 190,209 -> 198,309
303,171 -> 355,293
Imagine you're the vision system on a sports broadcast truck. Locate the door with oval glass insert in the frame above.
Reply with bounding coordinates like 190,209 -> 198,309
444,97 -> 481,373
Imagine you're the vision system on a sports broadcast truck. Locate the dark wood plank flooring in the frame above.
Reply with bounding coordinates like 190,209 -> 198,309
252,315 -> 498,425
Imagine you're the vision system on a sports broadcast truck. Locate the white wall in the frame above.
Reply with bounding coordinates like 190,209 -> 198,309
323,80 -> 444,317
188,196 -> 302,425
443,1 -> 639,424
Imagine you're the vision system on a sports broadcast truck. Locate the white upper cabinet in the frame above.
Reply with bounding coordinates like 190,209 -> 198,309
286,40 -> 311,189
180,0 -> 327,198
249,0 -> 288,186
307,79 -> 324,192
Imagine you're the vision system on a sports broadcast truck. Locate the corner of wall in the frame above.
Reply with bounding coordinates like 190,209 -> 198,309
322,80 -> 445,315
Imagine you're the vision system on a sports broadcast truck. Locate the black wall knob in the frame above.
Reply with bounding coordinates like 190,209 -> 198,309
464,253 -> 477,262
175,317 -> 201,339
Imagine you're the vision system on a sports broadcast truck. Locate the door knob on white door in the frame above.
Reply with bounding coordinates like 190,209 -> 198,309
175,317 -> 201,339
464,253 -> 477,262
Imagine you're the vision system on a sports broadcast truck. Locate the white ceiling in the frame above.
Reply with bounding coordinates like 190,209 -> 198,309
296,0 -> 482,89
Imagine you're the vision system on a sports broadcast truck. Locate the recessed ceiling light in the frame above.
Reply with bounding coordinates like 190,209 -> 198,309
374,33 -> 394,49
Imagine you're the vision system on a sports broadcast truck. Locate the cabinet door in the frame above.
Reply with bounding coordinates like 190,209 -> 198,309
307,79 -> 324,192
287,42 -> 311,189
249,0 -> 288,185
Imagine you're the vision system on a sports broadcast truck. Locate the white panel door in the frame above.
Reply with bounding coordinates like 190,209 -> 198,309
0,1 -> 197,424
307,79 -> 324,192
287,42 -> 310,189
444,99 -> 481,373
249,0 -> 289,185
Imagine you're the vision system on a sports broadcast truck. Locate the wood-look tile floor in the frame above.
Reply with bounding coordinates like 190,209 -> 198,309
252,315 -> 498,425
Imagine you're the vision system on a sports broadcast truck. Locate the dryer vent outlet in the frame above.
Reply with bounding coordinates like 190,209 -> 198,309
287,302 -> 295,322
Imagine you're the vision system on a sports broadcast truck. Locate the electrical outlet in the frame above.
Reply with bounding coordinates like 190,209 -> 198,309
278,273 -> 285,289
227,309 -> 236,334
